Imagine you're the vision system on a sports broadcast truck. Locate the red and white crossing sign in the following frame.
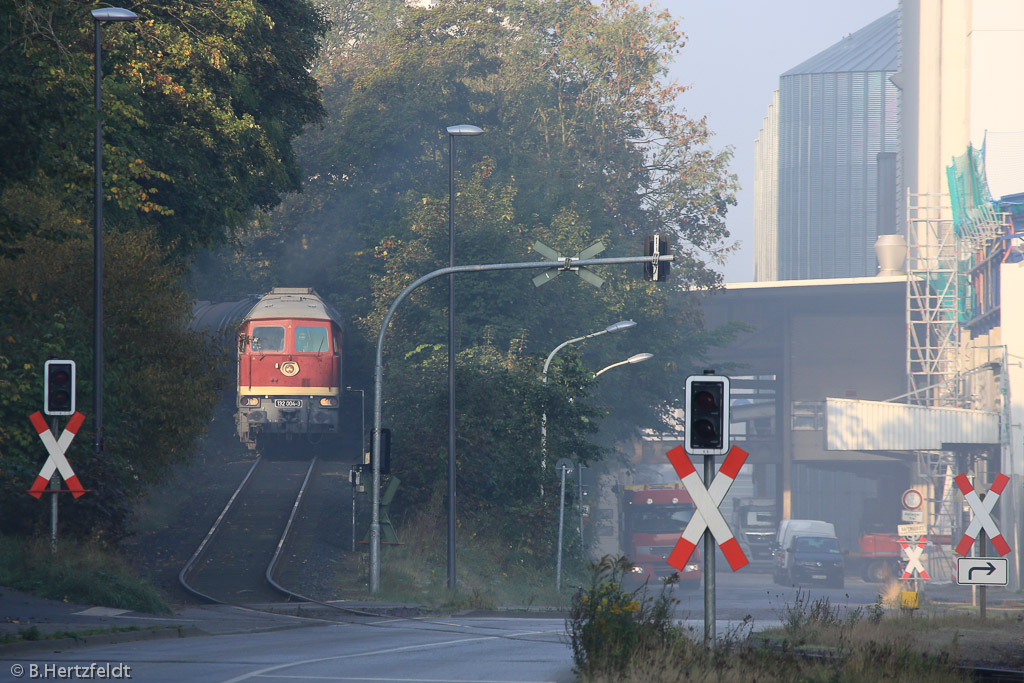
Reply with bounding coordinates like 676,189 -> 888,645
665,445 -> 749,572
27,411 -> 86,499
900,537 -> 930,580
954,473 -> 1011,557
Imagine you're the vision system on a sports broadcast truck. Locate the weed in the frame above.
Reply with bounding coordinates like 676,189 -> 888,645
0,536 -> 170,614
566,555 -> 691,677
18,626 -> 42,641
777,588 -> 858,641
867,594 -> 885,624
331,492 -> 572,609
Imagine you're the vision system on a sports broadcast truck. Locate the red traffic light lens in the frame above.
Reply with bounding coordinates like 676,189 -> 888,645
694,390 -> 718,411
51,370 -> 70,384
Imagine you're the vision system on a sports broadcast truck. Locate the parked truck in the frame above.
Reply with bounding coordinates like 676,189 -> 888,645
618,484 -> 702,589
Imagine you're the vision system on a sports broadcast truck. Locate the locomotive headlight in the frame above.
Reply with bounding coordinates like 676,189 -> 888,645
240,396 -> 260,407
319,397 -> 338,407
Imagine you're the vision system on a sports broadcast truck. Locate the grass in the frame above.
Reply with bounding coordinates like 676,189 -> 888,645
570,566 -> 974,683
0,535 -> 171,615
0,625 -> 143,645
329,494 -> 576,611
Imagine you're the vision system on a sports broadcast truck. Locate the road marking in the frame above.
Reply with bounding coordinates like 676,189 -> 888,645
220,629 -> 565,683
74,607 -> 129,616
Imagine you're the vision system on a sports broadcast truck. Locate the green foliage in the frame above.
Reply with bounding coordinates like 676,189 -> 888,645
0,536 -> 171,614
0,0 -> 327,258
567,555 -> 686,677
381,337 -> 601,557
0,199 -> 226,541
200,0 -> 743,441
572,574 -> 967,683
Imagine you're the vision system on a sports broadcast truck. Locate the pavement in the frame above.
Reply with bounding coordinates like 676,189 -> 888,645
0,586 -> 420,656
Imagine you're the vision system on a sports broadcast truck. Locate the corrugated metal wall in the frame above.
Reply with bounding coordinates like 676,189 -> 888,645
778,68 -> 899,280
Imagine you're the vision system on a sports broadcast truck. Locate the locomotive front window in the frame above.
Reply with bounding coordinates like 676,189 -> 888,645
295,326 -> 329,353
250,326 -> 284,352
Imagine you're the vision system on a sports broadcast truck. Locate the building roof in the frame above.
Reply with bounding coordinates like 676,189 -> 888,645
725,275 -> 905,291
782,10 -> 898,76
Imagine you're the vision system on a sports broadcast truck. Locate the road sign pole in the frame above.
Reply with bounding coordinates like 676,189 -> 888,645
704,454 -> 715,647
50,416 -> 59,554
980,531 -> 987,620
556,464 -> 567,592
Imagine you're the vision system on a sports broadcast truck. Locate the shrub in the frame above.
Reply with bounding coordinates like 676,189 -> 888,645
567,555 -> 692,677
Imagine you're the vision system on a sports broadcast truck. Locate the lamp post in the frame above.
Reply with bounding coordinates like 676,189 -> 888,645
554,351 -> 652,590
594,352 -> 654,378
91,7 -> 137,457
345,387 -> 365,553
445,124 -> 483,591
540,321 -> 637,474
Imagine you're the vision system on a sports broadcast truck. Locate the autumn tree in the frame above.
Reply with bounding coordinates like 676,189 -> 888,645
0,1 -> 327,540
195,0 -> 740,553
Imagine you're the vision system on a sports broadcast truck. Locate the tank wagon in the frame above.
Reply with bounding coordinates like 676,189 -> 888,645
235,288 -> 344,450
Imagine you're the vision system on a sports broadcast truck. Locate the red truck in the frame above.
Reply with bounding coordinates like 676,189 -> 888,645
619,484 -> 701,589
848,532 -> 904,582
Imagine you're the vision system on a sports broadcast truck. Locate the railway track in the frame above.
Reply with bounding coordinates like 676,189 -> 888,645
178,454 -> 324,605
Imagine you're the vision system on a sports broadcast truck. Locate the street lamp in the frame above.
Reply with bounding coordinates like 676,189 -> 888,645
91,7 -> 137,456
540,321 -> 637,474
594,352 -> 654,377
554,350 -> 652,591
345,386 -> 365,553
446,124 -> 483,591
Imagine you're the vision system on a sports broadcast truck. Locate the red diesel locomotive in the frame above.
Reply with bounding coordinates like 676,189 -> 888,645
235,288 -> 344,450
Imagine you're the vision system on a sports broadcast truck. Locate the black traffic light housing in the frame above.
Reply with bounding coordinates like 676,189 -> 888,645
644,234 -> 671,282
44,359 -> 76,416
684,373 -> 729,455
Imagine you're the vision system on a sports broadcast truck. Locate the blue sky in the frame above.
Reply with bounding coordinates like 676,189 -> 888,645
659,1 -> 897,282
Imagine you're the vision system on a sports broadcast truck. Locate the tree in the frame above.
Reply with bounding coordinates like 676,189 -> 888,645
0,0 -> 327,258
0,1 -> 328,541
0,190 -> 225,540
195,0 -> 741,554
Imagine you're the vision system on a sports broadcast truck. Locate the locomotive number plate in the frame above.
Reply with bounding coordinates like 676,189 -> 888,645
275,399 -> 302,408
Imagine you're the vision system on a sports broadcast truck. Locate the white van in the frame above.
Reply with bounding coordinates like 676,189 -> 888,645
773,519 -> 844,588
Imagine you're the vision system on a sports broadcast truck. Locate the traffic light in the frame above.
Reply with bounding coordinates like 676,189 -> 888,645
684,374 -> 729,455
644,234 -> 671,282
44,359 -> 76,416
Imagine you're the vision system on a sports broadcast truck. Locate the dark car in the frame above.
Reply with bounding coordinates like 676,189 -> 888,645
786,535 -> 844,588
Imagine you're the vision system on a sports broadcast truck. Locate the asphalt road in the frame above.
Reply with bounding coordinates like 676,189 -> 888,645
0,614 -> 574,683
0,563 -> 1009,683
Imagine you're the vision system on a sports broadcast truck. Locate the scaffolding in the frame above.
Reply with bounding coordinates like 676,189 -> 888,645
903,144 -> 1013,583
906,191 -> 961,407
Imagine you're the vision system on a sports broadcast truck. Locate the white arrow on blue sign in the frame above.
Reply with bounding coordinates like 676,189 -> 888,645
956,557 -> 1008,586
